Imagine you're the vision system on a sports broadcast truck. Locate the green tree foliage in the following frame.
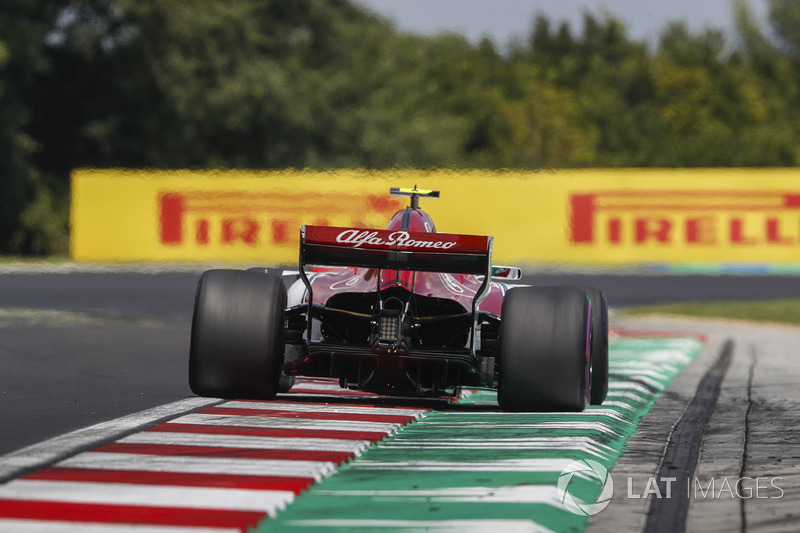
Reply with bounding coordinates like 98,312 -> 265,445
0,0 -> 59,253
2,0 -> 800,253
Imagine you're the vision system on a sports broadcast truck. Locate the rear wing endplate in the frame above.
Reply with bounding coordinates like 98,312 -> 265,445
300,225 -> 492,275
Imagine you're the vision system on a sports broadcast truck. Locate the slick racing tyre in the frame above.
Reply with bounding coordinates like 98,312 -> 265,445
498,286 -> 590,412
580,286 -> 609,405
189,269 -> 286,399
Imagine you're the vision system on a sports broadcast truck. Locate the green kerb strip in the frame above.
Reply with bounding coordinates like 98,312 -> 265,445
256,336 -> 703,533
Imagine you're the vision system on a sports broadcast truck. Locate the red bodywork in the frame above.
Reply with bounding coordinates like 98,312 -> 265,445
284,203 -> 504,396
302,208 -> 505,317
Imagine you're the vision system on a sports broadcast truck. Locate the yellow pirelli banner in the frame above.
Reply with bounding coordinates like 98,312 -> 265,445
71,168 -> 800,265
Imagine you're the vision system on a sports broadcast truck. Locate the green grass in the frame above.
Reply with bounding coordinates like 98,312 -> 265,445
622,299 -> 800,325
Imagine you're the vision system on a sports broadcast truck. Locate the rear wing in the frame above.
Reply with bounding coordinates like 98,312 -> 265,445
298,224 -> 494,351
300,225 -> 493,275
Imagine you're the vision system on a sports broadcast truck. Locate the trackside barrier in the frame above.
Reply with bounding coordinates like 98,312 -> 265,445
70,168 -> 800,265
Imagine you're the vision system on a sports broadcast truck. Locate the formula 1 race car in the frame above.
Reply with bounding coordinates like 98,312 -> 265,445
189,187 -> 608,411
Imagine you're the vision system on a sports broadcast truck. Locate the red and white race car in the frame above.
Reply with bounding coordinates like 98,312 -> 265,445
189,187 -> 608,411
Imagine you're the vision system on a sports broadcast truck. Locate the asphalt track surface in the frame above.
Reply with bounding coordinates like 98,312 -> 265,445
2,269 -> 800,458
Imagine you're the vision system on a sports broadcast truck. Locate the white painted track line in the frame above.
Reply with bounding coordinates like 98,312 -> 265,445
175,413 -> 401,433
0,398 -> 221,482
58,452 -> 336,479
0,480 -> 294,513
119,431 -> 370,453
350,458 -> 583,472
0,520 -> 238,533
312,485 -> 564,505
281,519 -> 554,533
421,421 -> 619,434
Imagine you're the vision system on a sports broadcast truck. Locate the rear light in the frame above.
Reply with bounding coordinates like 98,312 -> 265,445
379,310 -> 401,344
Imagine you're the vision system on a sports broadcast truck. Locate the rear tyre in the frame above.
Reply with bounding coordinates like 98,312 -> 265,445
498,286 -> 590,412
581,286 -> 609,405
189,269 -> 286,399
